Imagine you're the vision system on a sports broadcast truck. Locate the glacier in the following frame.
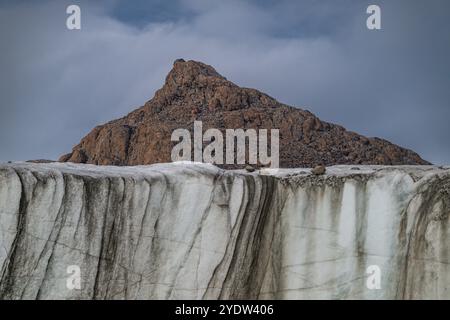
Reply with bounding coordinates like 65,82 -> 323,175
0,162 -> 449,299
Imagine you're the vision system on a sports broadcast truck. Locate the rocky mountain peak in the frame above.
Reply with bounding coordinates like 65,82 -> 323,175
60,60 -> 430,168
151,59 -> 232,109
170,59 -> 224,81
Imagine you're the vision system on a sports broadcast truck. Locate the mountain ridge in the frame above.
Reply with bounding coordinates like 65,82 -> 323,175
60,59 -> 429,167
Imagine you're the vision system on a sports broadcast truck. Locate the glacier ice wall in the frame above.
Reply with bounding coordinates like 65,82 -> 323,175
0,162 -> 449,299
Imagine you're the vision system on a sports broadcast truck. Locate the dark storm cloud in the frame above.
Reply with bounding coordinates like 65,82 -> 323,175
0,0 -> 449,164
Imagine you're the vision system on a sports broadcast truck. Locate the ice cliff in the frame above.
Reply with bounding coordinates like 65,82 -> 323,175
0,162 -> 449,299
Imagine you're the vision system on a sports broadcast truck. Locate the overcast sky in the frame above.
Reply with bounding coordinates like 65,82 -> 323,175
1,0 -> 449,164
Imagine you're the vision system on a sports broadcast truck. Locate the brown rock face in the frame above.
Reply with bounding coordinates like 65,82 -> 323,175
60,59 -> 430,168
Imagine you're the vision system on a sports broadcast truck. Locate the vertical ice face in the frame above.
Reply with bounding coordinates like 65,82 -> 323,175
277,171 -> 417,299
0,162 -> 449,299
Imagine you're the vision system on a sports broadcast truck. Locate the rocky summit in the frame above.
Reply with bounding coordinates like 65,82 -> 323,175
59,59 -> 429,168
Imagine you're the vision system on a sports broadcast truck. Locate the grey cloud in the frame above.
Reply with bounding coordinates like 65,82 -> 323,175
0,0 -> 449,164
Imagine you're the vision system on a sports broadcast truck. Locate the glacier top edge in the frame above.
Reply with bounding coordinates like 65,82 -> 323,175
0,161 -> 448,180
